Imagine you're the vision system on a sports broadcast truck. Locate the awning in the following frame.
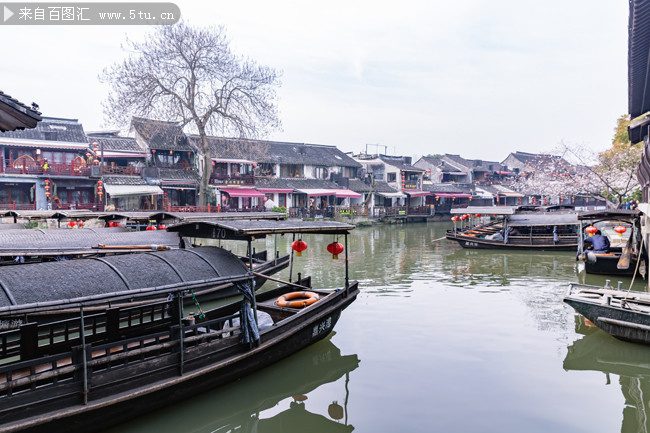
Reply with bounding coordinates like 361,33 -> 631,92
434,193 -> 472,198
332,189 -> 362,198
257,188 -> 294,194
212,158 -> 255,165
376,191 -> 406,199
296,189 -> 337,197
104,184 -> 164,197
497,191 -> 525,197
219,188 -> 265,198
404,190 -> 431,197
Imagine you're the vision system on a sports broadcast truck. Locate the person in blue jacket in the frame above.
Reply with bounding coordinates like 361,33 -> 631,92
584,229 -> 610,253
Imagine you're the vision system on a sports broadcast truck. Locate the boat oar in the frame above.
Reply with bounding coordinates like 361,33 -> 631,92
252,272 -> 312,291
617,235 -> 634,270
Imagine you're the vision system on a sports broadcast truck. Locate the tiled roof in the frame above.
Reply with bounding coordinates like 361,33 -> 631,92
372,181 -> 399,193
0,117 -> 86,142
443,154 -> 494,172
102,175 -> 148,186
130,117 -> 193,151
158,168 -> 200,181
197,136 -> 361,168
423,183 -> 472,194
87,135 -> 144,153
0,90 -> 41,132
255,177 -> 341,190
347,178 -> 372,193
380,157 -> 425,172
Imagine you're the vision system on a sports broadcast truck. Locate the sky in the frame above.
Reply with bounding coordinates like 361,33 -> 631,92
1,0 -> 629,162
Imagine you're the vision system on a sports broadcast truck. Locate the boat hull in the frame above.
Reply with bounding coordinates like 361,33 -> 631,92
446,232 -> 578,251
564,288 -> 650,345
0,282 -> 359,433
583,252 -> 637,276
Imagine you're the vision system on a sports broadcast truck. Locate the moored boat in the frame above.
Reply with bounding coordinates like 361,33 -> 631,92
0,219 -> 359,433
576,209 -> 646,277
445,206 -> 579,250
564,282 -> 650,345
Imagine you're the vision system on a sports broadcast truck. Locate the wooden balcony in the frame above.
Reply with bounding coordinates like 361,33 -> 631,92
2,158 -> 91,177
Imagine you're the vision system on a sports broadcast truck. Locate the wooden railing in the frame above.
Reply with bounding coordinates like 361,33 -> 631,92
0,202 -> 36,210
3,159 -> 91,176
52,202 -> 104,211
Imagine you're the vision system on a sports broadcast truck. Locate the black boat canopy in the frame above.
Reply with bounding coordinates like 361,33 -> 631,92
0,246 -> 248,312
0,227 -> 181,256
577,209 -> 641,221
168,220 -> 355,241
507,213 -> 579,227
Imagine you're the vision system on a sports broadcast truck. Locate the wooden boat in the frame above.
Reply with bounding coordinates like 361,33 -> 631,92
0,219 -> 358,433
576,209 -> 646,277
445,206 -> 579,250
564,282 -> 650,345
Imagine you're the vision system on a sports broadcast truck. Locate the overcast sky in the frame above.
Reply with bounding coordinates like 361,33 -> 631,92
1,0 -> 628,162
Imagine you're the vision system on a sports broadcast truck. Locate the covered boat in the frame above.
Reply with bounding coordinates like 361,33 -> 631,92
576,209 -> 646,277
445,206 -> 579,250
0,219 -> 359,433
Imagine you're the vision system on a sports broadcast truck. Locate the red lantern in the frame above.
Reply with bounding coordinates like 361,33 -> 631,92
614,226 -> 627,236
451,216 -> 457,223
146,225 -> 157,231
326,242 -> 344,260
476,214 -> 482,218
585,226 -> 598,237
158,224 -> 166,230
67,221 -> 76,228
291,239 -> 308,257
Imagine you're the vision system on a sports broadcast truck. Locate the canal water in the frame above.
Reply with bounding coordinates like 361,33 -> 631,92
105,222 -> 650,433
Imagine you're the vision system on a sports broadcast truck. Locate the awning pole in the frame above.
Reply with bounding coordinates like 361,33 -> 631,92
345,233 -> 349,294
248,239 -> 259,326
288,233 -> 295,282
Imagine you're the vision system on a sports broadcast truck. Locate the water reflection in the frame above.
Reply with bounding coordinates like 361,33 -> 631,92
565,317 -> 650,433
103,333 -> 358,433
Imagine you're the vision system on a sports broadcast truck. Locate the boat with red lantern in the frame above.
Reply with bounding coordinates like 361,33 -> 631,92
0,219 -> 359,433
445,206 -> 580,250
577,209 -> 646,277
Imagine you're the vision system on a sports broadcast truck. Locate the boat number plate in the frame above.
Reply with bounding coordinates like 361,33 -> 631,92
312,316 -> 333,338
0,319 -> 23,330
465,241 -> 478,247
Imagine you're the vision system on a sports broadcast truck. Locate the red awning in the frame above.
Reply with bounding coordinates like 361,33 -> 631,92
257,188 -> 294,194
296,188 -> 337,197
220,188 -> 265,198
404,190 -> 431,197
332,189 -> 362,198
434,193 -> 472,198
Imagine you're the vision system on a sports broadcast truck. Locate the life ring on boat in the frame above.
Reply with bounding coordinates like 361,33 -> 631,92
275,291 -> 320,308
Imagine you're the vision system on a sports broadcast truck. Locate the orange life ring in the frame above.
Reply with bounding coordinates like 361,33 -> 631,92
275,291 -> 320,308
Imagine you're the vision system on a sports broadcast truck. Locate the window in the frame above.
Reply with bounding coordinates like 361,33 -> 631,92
387,173 -> 396,182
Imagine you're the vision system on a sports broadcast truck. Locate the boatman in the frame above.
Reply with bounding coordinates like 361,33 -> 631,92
583,229 -> 610,253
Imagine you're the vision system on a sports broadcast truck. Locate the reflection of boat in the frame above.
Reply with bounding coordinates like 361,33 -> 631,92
0,219 -> 359,433
564,328 -> 650,433
445,206 -> 579,251
564,282 -> 650,345
576,209 -> 646,277
167,333 -> 358,433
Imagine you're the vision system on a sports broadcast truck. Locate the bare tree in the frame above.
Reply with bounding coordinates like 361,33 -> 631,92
101,21 -> 282,205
